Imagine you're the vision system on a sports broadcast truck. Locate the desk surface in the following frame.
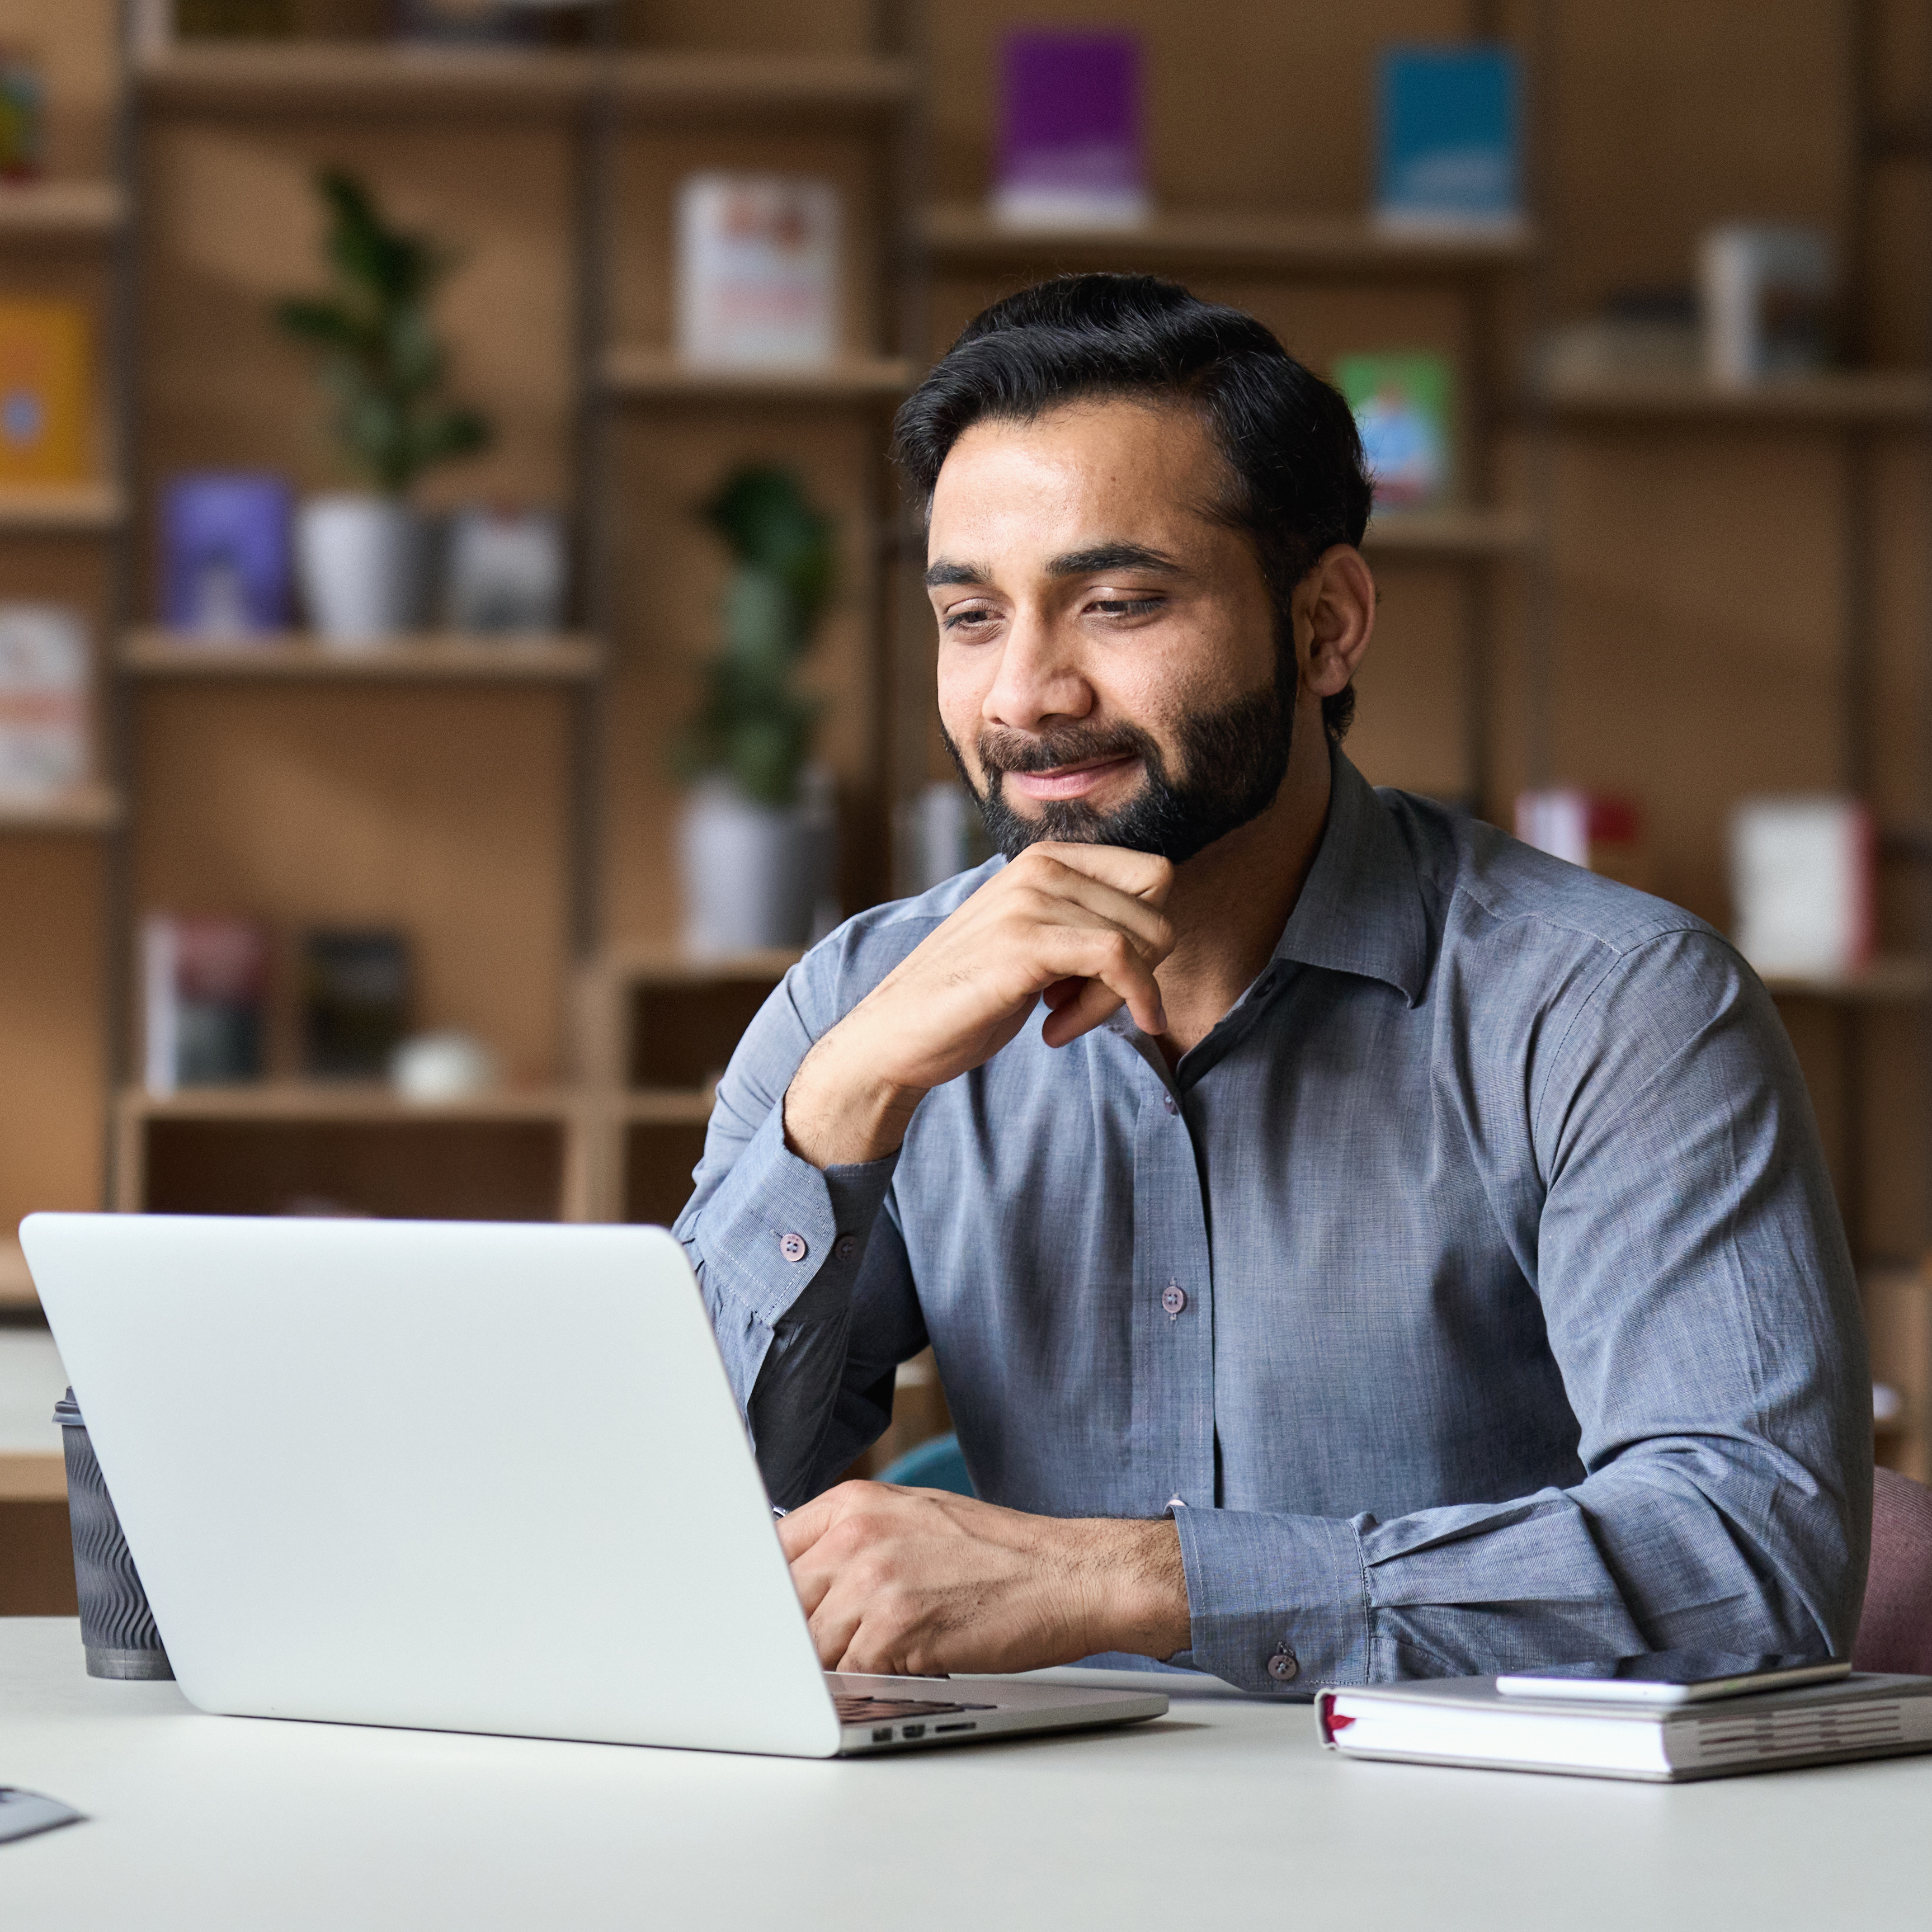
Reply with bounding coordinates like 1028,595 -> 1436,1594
2,1619 -> 1930,1930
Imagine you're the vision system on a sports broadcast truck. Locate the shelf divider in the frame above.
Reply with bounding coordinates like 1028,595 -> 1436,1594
120,630 -> 603,683
602,348 -> 914,402
0,784 -> 124,833
920,202 -> 1537,275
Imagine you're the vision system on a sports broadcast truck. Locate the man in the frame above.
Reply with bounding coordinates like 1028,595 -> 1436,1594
677,274 -> 1869,1694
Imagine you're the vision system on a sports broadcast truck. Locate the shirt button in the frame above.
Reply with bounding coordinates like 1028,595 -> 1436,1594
1267,1648 -> 1300,1684
1162,1092 -> 1177,1115
833,1234 -> 857,1262
1161,1283 -> 1188,1317
779,1232 -> 808,1264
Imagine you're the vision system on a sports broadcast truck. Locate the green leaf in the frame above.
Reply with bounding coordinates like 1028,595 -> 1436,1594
271,168 -> 493,496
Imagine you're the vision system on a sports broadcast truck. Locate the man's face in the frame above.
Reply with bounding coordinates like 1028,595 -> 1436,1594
926,399 -> 1293,864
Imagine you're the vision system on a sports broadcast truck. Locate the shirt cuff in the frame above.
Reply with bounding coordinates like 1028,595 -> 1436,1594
691,1100 -> 898,1330
1171,1506 -> 1372,1694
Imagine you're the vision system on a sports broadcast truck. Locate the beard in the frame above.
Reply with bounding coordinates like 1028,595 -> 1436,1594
942,665 -> 1295,866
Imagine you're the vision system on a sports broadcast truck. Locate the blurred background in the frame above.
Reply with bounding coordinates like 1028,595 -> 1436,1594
2,0 -> 1930,1598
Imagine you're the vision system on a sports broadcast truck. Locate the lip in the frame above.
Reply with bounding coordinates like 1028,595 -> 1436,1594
1004,753 -> 1141,803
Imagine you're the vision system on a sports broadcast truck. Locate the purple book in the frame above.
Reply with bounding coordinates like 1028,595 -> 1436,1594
160,473 -> 293,639
994,29 -> 1148,230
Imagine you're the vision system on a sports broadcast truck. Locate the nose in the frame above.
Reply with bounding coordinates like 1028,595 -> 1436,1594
981,601 -> 1092,736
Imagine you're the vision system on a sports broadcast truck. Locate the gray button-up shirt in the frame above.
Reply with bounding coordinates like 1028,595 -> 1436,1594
678,752 -> 1870,1693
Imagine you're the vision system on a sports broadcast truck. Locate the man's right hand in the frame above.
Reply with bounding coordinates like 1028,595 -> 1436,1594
782,842 -> 1175,1169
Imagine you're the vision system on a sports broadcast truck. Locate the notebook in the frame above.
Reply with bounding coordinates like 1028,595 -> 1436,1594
1317,1672 -> 1932,1782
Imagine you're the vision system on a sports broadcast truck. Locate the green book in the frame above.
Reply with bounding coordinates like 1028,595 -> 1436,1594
1333,351 -> 1454,512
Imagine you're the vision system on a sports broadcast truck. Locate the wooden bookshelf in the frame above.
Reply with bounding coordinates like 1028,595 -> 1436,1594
619,1091 -> 717,1126
574,949 -> 800,1222
1362,510 -> 1534,560
121,630 -> 603,682
602,350 -> 915,402
113,1084 -> 596,1224
0,483 -> 125,532
136,41 -> 595,112
0,180 -> 126,235
136,44 -> 915,120
0,785 -> 123,833
1761,958 -> 1932,1003
918,203 -> 1537,275
609,51 -> 916,118
0,1452 -> 64,1505
118,1082 -> 585,1124
1541,370 -> 1932,426
0,1236 -> 33,1311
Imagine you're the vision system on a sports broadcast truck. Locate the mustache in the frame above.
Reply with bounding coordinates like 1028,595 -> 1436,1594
974,720 -> 1165,779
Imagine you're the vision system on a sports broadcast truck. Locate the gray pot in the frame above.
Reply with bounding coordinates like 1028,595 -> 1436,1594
678,775 -> 836,956
296,494 -> 423,646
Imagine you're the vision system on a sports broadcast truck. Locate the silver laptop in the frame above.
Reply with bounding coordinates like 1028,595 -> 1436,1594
21,1213 -> 1166,1757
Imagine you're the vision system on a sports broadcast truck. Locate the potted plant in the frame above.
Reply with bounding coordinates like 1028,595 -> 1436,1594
273,169 -> 491,647
674,465 -> 838,954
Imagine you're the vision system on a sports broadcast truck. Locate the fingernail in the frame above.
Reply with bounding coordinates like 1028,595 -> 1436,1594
1155,1004 -> 1170,1033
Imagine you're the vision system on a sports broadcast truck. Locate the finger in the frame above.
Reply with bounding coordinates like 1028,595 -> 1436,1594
1024,841 -> 1175,906
775,1479 -> 863,1563
1044,974 -> 1142,1047
1029,927 -> 1168,1040
788,1542 -> 842,1620
808,1585 -> 867,1670
1000,868 -> 1175,966
1040,975 -> 1084,1012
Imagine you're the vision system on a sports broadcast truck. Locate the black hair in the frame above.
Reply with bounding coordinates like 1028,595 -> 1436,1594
892,273 -> 1373,742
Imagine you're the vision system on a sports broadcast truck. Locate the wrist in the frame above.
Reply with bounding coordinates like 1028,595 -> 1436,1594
783,1028 -> 927,1170
1061,1517 -> 1190,1664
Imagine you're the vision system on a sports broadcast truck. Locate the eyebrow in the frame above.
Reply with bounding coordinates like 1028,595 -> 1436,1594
1047,543 -> 1182,578
922,541 -> 1182,590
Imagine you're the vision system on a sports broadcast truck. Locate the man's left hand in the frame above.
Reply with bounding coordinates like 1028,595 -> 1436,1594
775,1481 -> 1190,1676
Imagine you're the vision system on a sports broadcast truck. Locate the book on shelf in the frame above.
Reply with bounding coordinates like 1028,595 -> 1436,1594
143,915 -> 269,1096
1730,795 -> 1874,981
1318,1670 -> 1932,1782
1374,45 -> 1523,235
1514,789 -> 1648,892
160,473 -> 295,640
993,28 -> 1148,230
1333,352 -> 1454,512
0,49 -> 44,181
0,605 -> 89,803
441,505 -> 566,634
0,299 -> 92,487
1699,224 -> 1835,387
676,174 -> 841,371
301,929 -> 411,1081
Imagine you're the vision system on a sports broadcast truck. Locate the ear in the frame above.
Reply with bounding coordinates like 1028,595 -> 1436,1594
1295,545 -> 1377,699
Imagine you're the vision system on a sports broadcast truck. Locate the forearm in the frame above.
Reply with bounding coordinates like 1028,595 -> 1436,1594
783,1026 -> 928,1170
1171,1430 -> 1863,1693
1064,1516 -> 1190,1662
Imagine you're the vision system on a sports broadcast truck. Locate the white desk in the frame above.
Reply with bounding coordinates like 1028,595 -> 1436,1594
2,1619 -> 1929,1930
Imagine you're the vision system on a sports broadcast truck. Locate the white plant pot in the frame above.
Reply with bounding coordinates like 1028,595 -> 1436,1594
296,494 -> 423,647
678,776 -> 831,956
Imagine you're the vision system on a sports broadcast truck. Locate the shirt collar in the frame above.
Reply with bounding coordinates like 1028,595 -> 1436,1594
1268,747 -> 1431,1006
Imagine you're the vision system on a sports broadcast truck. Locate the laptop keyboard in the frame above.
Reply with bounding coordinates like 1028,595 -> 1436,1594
833,1695 -> 998,1726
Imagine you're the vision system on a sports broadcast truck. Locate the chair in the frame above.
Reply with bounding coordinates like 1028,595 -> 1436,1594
875,1432 -> 975,1497
1853,1466 -> 1932,1675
